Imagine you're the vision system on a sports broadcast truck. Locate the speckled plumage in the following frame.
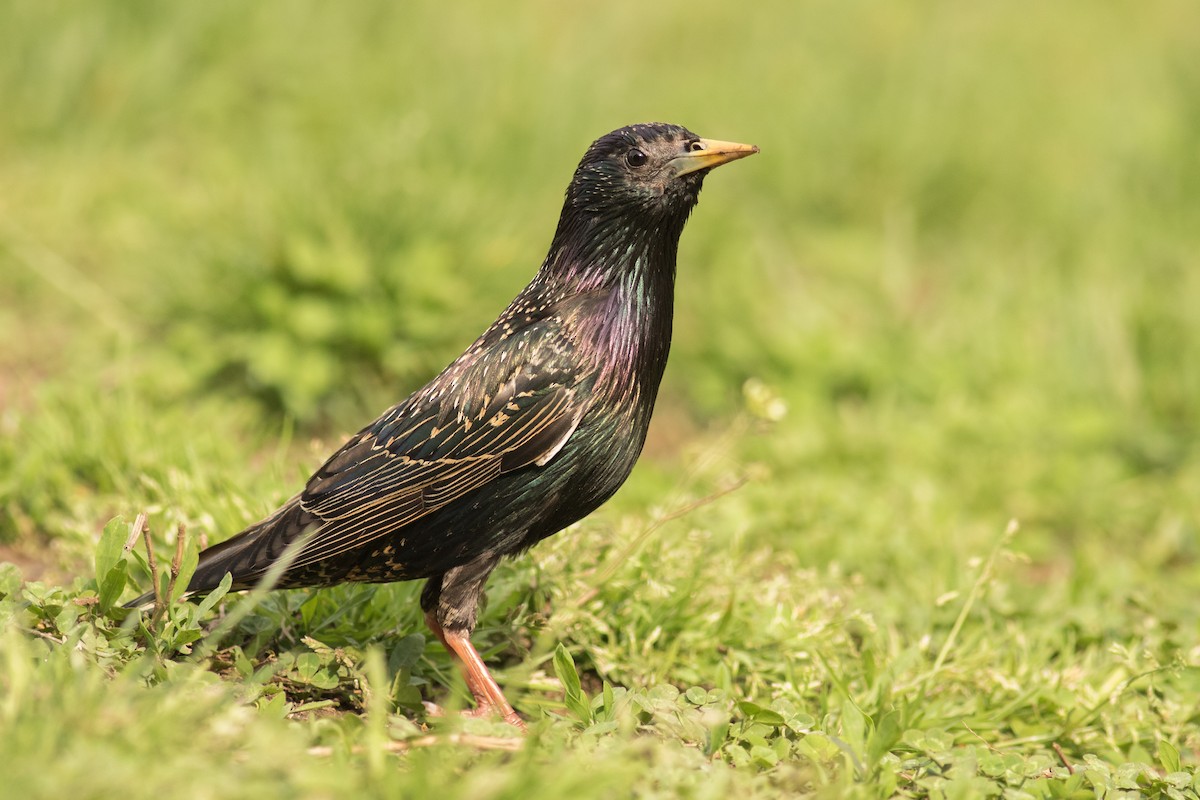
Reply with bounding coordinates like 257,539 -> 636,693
127,123 -> 757,723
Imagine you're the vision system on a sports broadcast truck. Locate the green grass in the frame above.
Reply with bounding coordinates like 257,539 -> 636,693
2,1 -> 1199,797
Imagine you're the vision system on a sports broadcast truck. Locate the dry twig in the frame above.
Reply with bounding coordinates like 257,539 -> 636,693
166,522 -> 188,602
307,734 -> 523,757
1052,742 -> 1074,775
135,515 -> 164,624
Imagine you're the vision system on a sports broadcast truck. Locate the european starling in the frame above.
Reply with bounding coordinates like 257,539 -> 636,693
127,123 -> 757,726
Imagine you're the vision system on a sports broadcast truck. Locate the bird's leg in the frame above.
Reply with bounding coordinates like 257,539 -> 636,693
424,611 -> 526,730
420,555 -> 525,729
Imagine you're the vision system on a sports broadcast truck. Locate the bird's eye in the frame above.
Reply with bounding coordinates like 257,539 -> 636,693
688,140 -> 706,152
626,149 -> 648,167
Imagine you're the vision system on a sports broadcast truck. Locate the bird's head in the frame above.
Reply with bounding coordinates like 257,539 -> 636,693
563,122 -> 759,223
542,123 -> 757,293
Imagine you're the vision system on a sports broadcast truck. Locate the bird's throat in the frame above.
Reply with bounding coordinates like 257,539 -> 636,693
539,204 -> 689,404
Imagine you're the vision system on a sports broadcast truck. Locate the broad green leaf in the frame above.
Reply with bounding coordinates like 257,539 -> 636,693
257,692 -> 288,719
840,695 -> 867,753
195,573 -> 233,616
97,560 -> 128,613
796,732 -> 840,762
310,671 -> 340,690
867,710 -> 902,770
727,745 -> 750,768
601,680 -> 615,719
387,634 -> 426,671
170,537 -> 200,602
171,629 -> 204,647
95,517 -> 127,585
54,603 -> 81,633
707,718 -> 730,757
0,563 -> 21,597
737,700 -> 786,726
296,652 -> 321,680
553,643 -> 591,724
394,684 -> 423,710
749,744 -> 779,767
1158,740 -> 1181,774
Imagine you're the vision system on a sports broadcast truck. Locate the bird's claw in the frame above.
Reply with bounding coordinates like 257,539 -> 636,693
421,700 -> 526,731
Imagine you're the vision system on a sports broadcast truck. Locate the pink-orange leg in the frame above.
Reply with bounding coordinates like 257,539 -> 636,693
424,611 -> 526,730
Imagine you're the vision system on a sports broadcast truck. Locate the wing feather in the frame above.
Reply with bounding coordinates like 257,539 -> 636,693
284,356 -> 588,572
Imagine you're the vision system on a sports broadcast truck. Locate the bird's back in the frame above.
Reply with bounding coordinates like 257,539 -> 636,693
130,122 -> 757,610
180,278 -> 666,596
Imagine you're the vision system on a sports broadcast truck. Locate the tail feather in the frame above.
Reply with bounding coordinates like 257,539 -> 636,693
123,590 -> 157,610
122,495 -> 315,609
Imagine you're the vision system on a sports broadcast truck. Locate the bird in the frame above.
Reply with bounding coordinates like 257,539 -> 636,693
126,122 -> 758,727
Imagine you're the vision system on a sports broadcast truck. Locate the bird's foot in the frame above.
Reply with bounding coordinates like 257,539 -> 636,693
424,612 -> 527,731
464,702 -> 527,730
422,700 -> 527,731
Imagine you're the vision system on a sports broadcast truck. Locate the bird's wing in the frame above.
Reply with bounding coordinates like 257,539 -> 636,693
285,351 -> 588,571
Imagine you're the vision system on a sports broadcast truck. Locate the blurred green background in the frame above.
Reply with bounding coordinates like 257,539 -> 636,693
0,1 -> 1198,794
3,0 -> 1196,578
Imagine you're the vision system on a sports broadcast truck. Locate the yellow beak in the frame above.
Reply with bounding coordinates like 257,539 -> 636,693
667,138 -> 759,178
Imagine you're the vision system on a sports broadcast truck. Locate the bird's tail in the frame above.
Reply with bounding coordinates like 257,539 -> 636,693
123,589 -> 158,610
122,495 -> 313,609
